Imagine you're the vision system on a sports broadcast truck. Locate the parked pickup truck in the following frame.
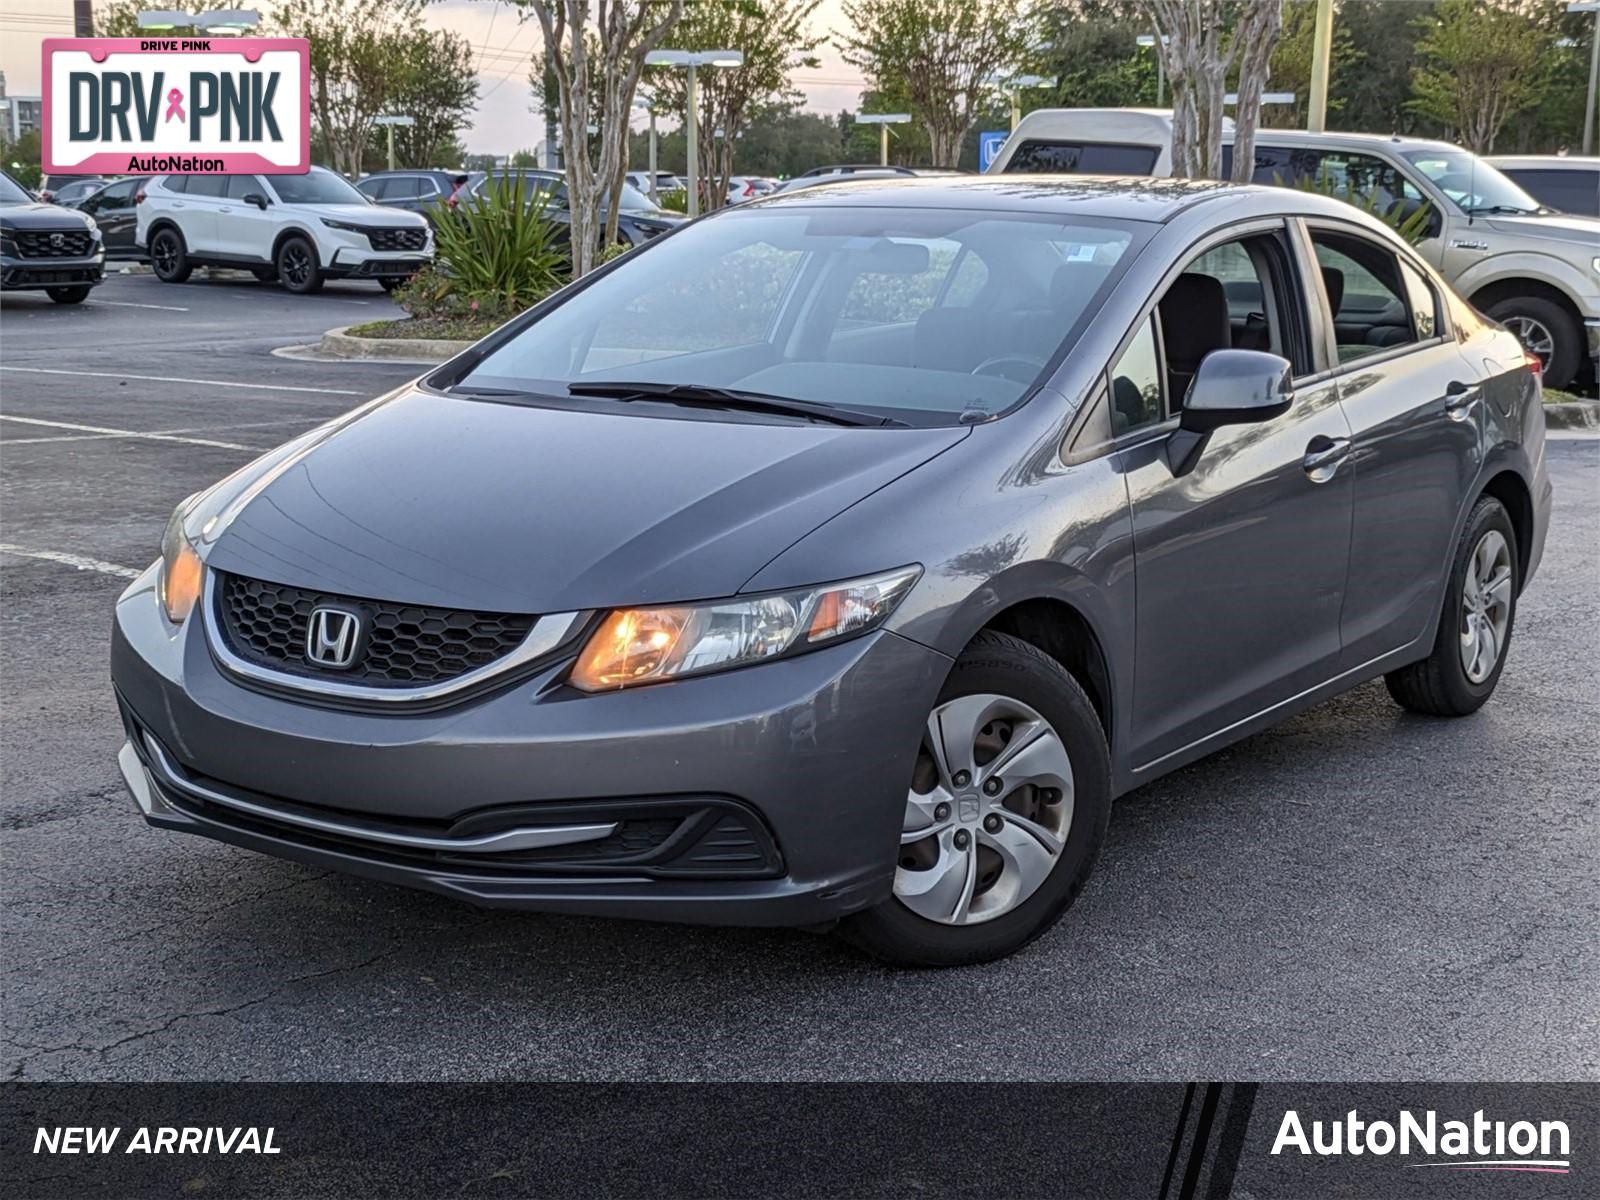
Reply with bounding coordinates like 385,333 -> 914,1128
988,110 -> 1600,390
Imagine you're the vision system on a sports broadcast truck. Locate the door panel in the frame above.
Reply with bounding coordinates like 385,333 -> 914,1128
1334,343 -> 1481,664
1121,376 -> 1352,770
214,175 -> 275,260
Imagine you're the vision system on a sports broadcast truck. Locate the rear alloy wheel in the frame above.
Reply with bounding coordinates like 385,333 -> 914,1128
1385,495 -> 1518,716
149,227 -> 191,283
275,235 -> 323,294
46,285 -> 92,304
840,631 -> 1110,967
1484,296 -> 1580,390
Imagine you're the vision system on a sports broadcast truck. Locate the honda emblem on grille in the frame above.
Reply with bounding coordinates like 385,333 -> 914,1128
49,233 -> 65,248
305,606 -> 365,670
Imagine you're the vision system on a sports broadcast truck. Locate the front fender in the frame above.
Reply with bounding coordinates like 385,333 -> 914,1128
1453,250 -> 1600,320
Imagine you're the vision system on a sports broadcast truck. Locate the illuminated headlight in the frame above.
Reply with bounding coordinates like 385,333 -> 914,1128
320,218 -> 369,233
569,566 -> 921,691
157,504 -> 204,624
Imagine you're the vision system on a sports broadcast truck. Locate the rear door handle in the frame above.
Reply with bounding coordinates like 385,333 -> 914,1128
1303,435 -> 1351,483
1444,380 -> 1480,420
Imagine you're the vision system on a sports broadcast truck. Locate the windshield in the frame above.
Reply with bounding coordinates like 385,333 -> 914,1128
0,173 -> 32,204
267,168 -> 370,206
1402,150 -> 1545,214
456,206 -> 1145,425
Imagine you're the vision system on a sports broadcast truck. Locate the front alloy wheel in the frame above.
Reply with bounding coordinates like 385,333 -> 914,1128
896,695 -> 1074,926
840,631 -> 1111,967
276,236 -> 323,294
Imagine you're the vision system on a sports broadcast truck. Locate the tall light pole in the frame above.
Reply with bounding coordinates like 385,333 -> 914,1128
855,113 -> 910,166
1306,0 -> 1334,132
1136,35 -> 1167,107
137,8 -> 260,34
645,49 -> 743,217
991,74 -> 1050,132
1573,2 -> 1600,155
374,114 -> 414,171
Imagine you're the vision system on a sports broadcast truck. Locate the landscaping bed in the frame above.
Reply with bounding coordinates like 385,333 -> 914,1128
346,315 -> 501,342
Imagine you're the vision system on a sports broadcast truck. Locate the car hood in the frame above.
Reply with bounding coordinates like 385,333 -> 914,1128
200,386 -> 966,614
298,202 -> 428,226
1483,212 -> 1600,249
0,202 -> 95,230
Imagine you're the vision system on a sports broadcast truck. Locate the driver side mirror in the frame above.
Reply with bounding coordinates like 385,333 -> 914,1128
242,192 -> 269,210
1167,349 -> 1294,476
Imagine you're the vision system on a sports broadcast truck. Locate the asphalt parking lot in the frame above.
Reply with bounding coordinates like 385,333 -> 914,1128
2,271 -> 1597,1083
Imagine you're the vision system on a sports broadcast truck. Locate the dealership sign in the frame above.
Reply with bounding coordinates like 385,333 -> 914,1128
42,37 -> 309,175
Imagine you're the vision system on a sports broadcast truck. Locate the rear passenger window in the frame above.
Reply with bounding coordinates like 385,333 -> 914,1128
187,176 -> 227,198
1004,140 -> 1160,175
1108,316 -> 1164,434
1309,230 -> 1419,363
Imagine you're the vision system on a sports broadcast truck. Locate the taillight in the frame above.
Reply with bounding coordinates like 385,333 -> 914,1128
134,189 -> 146,204
1523,349 -> 1544,376
446,192 -> 459,208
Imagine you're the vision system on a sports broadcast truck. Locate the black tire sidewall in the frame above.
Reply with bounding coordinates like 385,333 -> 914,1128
150,228 -> 188,282
1485,295 -> 1580,390
276,236 -> 320,294
46,286 -> 91,303
1435,498 -> 1519,710
843,635 -> 1111,966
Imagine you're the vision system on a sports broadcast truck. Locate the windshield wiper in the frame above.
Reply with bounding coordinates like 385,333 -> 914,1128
564,380 -> 907,427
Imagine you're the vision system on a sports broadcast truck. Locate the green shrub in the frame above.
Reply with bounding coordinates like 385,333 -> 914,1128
423,173 -> 568,314
656,187 -> 689,213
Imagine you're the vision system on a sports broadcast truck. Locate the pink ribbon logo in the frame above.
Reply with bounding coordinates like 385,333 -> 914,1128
164,88 -> 185,123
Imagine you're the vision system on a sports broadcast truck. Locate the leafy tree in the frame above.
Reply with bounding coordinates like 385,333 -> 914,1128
1137,0 -> 1284,180
1407,0 -> 1548,152
2,129 -> 43,187
838,0 -> 1029,167
649,0 -> 824,210
513,1 -> 685,276
385,27 -> 479,168
277,0 -> 431,176
1330,0 -> 1435,135
1034,0 -> 1158,110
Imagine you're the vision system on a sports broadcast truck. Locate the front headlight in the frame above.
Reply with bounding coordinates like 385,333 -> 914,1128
158,505 -> 204,624
1591,256 -> 1600,275
320,217 -> 368,233
569,566 -> 921,692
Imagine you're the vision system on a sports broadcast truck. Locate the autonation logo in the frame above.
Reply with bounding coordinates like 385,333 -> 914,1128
1272,1108 -> 1572,1174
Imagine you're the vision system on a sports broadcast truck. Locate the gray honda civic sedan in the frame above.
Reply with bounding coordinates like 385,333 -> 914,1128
112,176 -> 1551,965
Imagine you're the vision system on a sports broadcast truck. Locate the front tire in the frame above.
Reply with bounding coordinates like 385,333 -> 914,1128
1484,295 -> 1580,391
46,285 -> 92,304
149,227 -> 191,283
275,235 -> 323,294
840,631 -> 1111,967
1385,496 -> 1518,716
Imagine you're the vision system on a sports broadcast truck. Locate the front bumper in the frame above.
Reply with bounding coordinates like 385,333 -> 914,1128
111,565 -> 950,926
325,251 -> 431,280
0,249 -> 104,290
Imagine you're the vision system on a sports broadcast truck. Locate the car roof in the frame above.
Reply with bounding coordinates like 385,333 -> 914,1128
1485,155 -> 1600,170
751,173 -> 1335,223
1242,129 -> 1465,155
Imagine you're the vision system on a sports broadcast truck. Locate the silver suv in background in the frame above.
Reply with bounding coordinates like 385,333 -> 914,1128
990,112 -> 1600,390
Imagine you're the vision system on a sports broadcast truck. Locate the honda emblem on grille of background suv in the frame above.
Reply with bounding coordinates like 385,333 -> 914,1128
305,606 -> 365,670
49,233 -> 65,248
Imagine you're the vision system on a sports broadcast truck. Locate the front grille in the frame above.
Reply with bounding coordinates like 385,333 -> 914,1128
366,226 -> 427,252
215,572 -> 535,688
13,229 -> 94,258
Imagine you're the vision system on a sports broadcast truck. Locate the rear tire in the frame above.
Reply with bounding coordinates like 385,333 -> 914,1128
46,285 -> 92,304
839,631 -> 1111,967
275,235 -> 323,294
1484,295 -> 1580,390
1385,496 -> 1518,717
149,227 -> 191,283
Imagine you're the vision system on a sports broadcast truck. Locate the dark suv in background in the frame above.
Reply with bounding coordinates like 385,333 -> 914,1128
356,169 -> 478,219
0,170 -> 105,303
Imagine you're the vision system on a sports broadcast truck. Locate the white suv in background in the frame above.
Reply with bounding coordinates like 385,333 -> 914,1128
136,167 -> 433,294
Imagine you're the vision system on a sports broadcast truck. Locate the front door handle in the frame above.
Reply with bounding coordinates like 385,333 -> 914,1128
1444,380 -> 1480,420
1303,435 -> 1351,483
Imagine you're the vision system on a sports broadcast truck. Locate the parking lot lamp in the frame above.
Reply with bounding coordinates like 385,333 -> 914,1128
644,49 -> 744,217
634,92 -> 660,201
373,114 -> 415,172
137,9 -> 260,35
1572,2 -> 1600,155
855,112 -> 911,166
996,74 -> 1050,133
1136,35 -> 1168,107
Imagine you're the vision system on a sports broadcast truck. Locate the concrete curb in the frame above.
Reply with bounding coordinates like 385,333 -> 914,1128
317,324 -> 474,363
1543,400 -> 1600,432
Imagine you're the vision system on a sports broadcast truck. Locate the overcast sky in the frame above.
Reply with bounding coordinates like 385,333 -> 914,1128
0,0 -> 868,153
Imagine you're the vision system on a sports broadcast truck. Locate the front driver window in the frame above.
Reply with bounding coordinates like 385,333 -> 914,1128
1310,230 -> 1421,362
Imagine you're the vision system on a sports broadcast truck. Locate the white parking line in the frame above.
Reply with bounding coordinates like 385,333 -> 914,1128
0,366 -> 362,396
0,544 -> 140,579
0,415 -> 255,450
1,417 -> 317,445
89,299 -> 191,312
